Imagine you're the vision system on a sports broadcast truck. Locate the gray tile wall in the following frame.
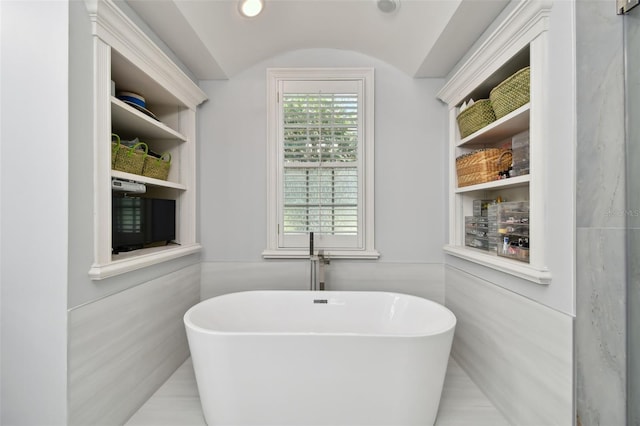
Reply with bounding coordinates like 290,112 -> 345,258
575,0 -> 627,425
625,5 -> 640,425
445,266 -> 573,426
68,264 -> 200,426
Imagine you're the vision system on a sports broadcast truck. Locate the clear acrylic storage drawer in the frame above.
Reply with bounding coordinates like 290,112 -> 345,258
496,201 -> 529,262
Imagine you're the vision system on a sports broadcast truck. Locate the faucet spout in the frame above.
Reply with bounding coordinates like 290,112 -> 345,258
317,250 -> 329,291
308,234 -> 329,291
309,232 -> 316,291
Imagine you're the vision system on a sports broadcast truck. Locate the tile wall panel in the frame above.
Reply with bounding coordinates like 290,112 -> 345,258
575,0 -> 628,423
68,264 -> 200,426
445,265 -> 573,426
576,228 -> 626,426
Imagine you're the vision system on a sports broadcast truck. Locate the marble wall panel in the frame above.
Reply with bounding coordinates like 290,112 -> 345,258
575,1 -> 629,424
629,228 -> 640,425
576,0 -> 626,230
575,228 -> 626,426
201,261 -> 444,303
625,7 -> 640,424
445,265 -> 573,426
68,264 -> 201,426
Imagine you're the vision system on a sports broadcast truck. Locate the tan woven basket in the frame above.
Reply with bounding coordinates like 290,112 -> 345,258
113,141 -> 148,175
456,148 -> 511,188
142,152 -> 171,181
490,66 -> 530,119
456,99 -> 496,139
111,133 -> 120,168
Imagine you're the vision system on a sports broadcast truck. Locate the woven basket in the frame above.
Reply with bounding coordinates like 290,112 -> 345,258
111,133 -> 120,168
456,99 -> 496,139
142,152 -> 171,181
490,67 -> 530,119
456,148 -> 511,187
498,149 -> 513,173
113,141 -> 148,175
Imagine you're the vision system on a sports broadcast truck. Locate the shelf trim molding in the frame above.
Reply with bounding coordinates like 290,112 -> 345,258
89,244 -> 202,280
437,0 -> 552,106
444,245 -> 551,284
85,0 -> 207,108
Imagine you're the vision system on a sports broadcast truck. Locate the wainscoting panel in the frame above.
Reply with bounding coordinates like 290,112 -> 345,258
445,265 -> 573,426
201,261 -> 444,303
326,262 -> 444,303
68,264 -> 201,426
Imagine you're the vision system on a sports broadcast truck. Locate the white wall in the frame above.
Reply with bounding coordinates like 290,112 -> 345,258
198,48 -> 448,264
197,48 -> 448,300
0,1 -> 69,424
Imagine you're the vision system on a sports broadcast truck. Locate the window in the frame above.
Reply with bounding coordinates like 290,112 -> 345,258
264,68 -> 378,258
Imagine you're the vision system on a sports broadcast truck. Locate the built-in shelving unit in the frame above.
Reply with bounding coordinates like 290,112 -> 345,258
437,1 -> 553,284
86,0 -> 207,280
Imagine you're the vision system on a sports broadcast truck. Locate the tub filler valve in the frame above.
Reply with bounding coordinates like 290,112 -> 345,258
309,232 -> 330,291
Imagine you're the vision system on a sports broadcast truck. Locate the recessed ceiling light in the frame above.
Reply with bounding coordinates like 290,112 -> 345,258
377,0 -> 399,13
239,0 -> 264,18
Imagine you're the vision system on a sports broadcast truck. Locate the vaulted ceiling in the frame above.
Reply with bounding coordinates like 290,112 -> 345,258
124,0 -> 511,80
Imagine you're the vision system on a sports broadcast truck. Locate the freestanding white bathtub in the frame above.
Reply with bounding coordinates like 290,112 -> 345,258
184,291 -> 456,426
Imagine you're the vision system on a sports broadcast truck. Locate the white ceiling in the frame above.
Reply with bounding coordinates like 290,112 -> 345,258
124,0 -> 511,80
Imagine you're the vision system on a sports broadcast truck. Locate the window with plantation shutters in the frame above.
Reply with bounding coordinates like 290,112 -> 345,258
264,68 -> 378,258
283,91 -> 358,236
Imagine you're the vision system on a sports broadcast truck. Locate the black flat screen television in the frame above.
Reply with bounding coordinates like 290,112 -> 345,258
112,196 -> 176,254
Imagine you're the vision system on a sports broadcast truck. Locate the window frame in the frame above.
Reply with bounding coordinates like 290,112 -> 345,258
263,68 -> 378,259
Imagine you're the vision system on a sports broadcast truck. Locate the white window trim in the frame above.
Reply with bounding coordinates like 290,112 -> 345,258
263,68 -> 379,259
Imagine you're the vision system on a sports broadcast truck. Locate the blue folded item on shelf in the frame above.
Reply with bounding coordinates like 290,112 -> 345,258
116,91 -> 159,121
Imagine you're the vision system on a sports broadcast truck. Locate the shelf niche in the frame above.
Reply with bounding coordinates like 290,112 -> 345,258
437,1 -> 552,284
86,0 -> 207,280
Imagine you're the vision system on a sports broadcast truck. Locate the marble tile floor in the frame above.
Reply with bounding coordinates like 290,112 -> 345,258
126,357 -> 510,426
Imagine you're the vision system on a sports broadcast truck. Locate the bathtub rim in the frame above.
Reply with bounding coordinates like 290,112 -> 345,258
184,290 -> 457,338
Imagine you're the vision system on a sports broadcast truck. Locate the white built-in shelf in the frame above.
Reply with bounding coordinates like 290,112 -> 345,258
455,174 -> 530,193
437,0 -> 553,285
443,244 -> 551,284
87,0 -> 207,280
111,170 -> 187,190
111,97 -> 186,141
458,103 -> 530,147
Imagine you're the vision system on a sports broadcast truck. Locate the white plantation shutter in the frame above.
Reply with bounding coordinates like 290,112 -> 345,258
279,80 -> 362,249
282,91 -> 359,237
283,167 -> 358,235
265,68 -> 377,258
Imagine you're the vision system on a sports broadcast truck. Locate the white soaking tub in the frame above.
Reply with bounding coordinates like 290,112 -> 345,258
184,291 -> 456,426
